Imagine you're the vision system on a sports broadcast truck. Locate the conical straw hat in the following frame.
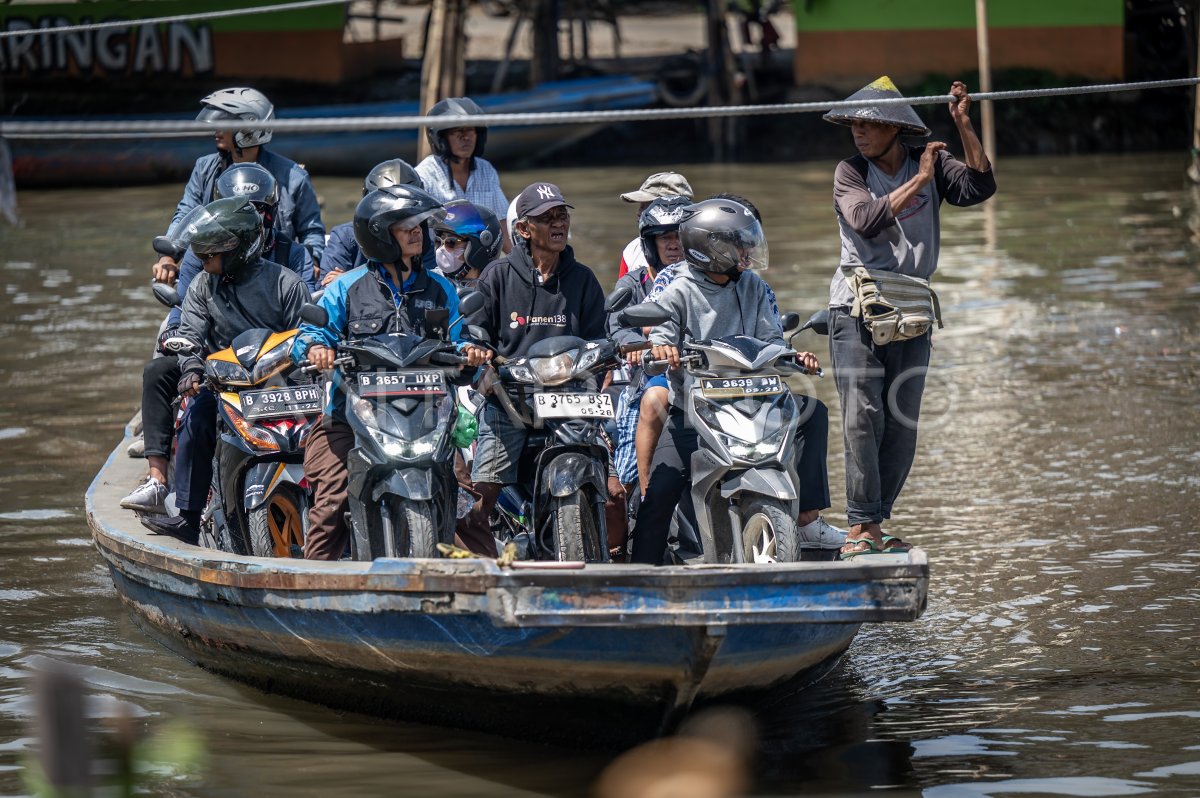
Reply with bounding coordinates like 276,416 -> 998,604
822,76 -> 931,137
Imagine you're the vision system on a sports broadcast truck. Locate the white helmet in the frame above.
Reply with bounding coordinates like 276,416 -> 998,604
196,88 -> 275,149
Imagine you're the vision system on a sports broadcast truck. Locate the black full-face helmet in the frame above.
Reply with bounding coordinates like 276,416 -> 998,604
424,97 -> 487,160
678,197 -> 769,275
214,164 -> 279,240
196,87 -> 275,149
433,200 -> 501,279
184,197 -> 265,278
638,195 -> 691,270
363,158 -> 423,196
352,185 -> 446,266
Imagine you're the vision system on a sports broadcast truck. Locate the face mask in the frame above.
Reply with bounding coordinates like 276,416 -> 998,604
435,244 -> 467,278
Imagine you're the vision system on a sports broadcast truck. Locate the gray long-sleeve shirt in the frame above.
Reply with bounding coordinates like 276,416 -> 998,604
176,259 -> 310,374
648,265 -> 784,408
829,147 -> 996,307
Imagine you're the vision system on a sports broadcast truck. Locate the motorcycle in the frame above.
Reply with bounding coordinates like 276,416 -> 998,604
297,296 -> 477,560
637,306 -> 825,564
200,328 -> 323,557
475,294 -> 668,562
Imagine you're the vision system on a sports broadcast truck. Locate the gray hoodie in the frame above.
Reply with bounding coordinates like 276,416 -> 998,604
648,264 -> 784,408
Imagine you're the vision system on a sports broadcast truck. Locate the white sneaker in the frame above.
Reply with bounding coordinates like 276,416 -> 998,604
120,477 -> 169,514
797,516 -> 847,549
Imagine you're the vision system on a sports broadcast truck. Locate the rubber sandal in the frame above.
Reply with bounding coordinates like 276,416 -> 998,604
838,536 -> 881,561
881,535 -> 913,554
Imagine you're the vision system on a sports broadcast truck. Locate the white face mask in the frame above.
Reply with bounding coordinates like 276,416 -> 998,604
435,244 -> 466,276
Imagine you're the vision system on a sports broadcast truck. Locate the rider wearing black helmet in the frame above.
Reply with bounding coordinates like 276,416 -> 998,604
415,97 -> 510,252
432,199 -> 502,294
123,198 -> 310,541
153,87 -> 325,286
630,197 -> 844,565
321,158 -> 430,287
292,185 -> 463,561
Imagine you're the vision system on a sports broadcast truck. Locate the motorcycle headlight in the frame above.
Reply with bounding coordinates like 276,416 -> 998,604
251,342 -> 293,383
206,358 -> 251,386
529,349 -> 577,386
692,394 -> 793,462
351,397 -> 381,429
363,425 -> 445,462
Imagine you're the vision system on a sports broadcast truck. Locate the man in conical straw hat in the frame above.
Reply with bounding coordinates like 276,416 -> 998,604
823,77 -> 996,560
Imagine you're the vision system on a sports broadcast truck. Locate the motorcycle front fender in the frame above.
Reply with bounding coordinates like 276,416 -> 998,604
242,462 -> 305,511
540,451 -> 607,499
371,467 -> 435,502
718,468 -> 798,501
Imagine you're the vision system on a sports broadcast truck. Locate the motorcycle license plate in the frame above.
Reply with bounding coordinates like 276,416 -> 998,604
357,371 -> 445,396
533,392 -> 614,419
699,375 -> 783,399
239,385 -> 323,419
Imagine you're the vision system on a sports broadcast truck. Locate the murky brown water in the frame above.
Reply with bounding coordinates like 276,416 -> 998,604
1,153 -> 1198,796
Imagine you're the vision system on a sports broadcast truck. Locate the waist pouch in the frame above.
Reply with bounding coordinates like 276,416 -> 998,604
843,266 -> 943,346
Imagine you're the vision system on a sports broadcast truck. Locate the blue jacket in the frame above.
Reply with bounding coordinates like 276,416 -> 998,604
167,237 -> 316,328
170,148 -> 326,264
291,263 -> 462,419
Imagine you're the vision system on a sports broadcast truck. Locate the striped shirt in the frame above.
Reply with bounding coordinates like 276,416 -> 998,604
415,155 -> 509,220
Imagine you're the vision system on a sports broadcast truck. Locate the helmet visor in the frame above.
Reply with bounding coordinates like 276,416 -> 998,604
182,206 -> 241,256
196,106 -> 241,125
716,218 -> 769,271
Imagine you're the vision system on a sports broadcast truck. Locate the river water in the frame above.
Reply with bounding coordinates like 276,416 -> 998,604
0,153 -> 1198,797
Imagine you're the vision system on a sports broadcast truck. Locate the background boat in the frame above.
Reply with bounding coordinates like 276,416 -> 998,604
86,417 -> 928,745
11,75 -> 657,187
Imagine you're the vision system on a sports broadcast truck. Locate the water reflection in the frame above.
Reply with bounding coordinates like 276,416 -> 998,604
0,153 -> 1197,796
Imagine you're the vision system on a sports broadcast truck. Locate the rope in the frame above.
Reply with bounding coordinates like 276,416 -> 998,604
0,0 -> 347,39
1,76 -> 1196,139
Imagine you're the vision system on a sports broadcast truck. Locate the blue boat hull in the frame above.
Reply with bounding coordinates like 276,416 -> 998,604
11,76 -> 658,187
87,419 -> 926,743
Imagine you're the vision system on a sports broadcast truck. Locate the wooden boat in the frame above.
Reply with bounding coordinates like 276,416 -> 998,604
11,75 -> 658,188
86,417 -> 928,743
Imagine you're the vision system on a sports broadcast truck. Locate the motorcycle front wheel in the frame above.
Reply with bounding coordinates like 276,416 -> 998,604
383,496 -> 437,558
740,497 -> 800,563
247,484 -> 307,558
547,488 -> 608,563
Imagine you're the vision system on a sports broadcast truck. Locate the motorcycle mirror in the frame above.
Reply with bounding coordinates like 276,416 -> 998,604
797,309 -> 830,336
466,324 -> 491,345
426,307 -> 450,339
618,302 -> 674,328
780,312 -> 801,333
604,286 -> 633,314
457,290 -> 485,318
152,235 -> 186,261
161,336 -> 197,355
299,303 -> 329,328
151,282 -> 181,308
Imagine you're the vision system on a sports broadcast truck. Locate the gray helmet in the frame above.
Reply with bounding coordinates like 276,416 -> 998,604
638,195 -> 691,270
363,158 -> 423,196
434,200 -> 501,277
678,198 -> 769,274
184,197 -> 265,278
424,97 -> 487,160
196,88 -> 275,149
822,75 -> 930,137
353,185 -> 446,265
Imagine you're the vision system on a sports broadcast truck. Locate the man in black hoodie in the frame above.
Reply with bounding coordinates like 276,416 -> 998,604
460,182 -> 615,555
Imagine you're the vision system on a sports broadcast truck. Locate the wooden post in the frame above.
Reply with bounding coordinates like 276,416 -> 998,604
705,0 -> 727,161
417,0 -> 467,162
530,0 -> 560,87
1190,15 -> 1200,183
975,0 -> 996,163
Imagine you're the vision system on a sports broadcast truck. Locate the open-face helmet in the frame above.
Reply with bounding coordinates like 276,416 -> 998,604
353,185 -> 446,265
678,197 -> 768,275
424,97 -> 487,160
433,200 -> 501,279
196,88 -> 275,149
363,158 -> 423,196
183,197 -> 265,278
638,195 -> 691,270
